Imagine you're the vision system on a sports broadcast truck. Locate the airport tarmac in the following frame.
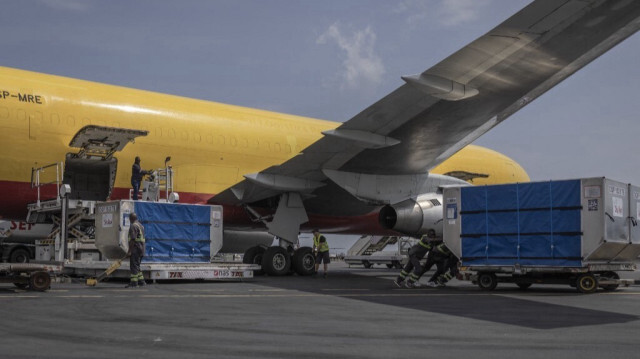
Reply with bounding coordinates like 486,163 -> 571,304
0,261 -> 639,359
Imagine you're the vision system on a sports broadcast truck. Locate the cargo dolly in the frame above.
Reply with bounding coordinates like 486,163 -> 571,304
443,178 -> 640,293
459,263 -> 635,293
0,262 -> 63,291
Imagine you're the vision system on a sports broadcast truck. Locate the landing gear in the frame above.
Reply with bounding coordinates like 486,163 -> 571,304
262,247 -> 291,276
246,245 -> 316,277
292,247 -> 315,276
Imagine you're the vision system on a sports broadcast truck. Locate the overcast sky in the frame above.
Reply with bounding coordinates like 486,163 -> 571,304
1,0 -> 639,184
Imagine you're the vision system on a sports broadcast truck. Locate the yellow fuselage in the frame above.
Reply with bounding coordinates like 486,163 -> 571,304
0,66 -> 529,220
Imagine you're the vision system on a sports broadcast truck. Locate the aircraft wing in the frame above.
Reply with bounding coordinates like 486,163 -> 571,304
212,0 -> 640,213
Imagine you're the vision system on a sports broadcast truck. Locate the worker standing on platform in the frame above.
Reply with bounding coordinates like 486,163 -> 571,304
131,156 -> 148,201
312,229 -> 330,278
126,213 -> 146,288
394,230 -> 436,288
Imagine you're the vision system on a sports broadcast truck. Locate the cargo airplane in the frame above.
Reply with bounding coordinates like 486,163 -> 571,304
0,0 -> 638,275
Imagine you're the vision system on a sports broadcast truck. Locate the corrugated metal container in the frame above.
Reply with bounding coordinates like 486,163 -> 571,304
95,201 -> 223,262
443,177 -> 640,268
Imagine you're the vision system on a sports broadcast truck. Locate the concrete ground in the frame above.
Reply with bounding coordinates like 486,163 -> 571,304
0,261 -> 638,359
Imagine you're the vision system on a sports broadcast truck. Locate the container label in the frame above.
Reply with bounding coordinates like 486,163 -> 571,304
584,185 -> 601,198
612,197 -> 624,218
608,185 -> 625,197
97,204 -> 117,214
588,199 -> 598,211
102,213 -> 113,228
446,204 -> 457,220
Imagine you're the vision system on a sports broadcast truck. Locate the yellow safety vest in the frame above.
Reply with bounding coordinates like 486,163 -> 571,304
130,222 -> 146,243
313,234 -> 329,252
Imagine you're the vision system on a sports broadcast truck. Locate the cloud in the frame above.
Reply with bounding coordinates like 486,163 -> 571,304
39,0 -> 91,12
393,0 -> 431,26
438,0 -> 488,26
394,0 -> 489,27
317,23 -> 385,90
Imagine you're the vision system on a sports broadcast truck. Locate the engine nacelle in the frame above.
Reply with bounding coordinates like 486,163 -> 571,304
378,193 -> 444,237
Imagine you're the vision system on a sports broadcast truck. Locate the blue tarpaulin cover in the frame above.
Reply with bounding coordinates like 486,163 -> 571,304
459,180 -> 582,267
134,202 -> 211,263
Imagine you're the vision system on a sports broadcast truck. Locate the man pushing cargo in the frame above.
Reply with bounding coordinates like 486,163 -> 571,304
394,229 -> 438,288
126,213 -> 146,288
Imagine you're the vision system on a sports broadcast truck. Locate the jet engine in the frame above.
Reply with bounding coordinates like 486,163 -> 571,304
378,193 -> 444,237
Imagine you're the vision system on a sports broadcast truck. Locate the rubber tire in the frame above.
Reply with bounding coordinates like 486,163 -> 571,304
477,272 -> 498,291
363,261 -> 372,269
516,283 -> 532,290
599,271 -> 620,291
29,271 -> 51,292
576,273 -> 598,294
292,247 -> 315,276
261,247 -> 291,276
242,246 -> 266,276
9,248 -> 30,263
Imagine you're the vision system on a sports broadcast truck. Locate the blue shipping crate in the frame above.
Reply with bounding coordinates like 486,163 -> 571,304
459,180 -> 582,267
133,202 -> 212,263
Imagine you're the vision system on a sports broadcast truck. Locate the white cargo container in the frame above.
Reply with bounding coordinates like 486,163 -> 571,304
443,177 -> 639,293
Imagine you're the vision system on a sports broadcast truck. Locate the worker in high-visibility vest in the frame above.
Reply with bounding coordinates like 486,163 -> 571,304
431,247 -> 461,287
312,229 -> 330,278
126,212 -> 146,288
394,229 -> 437,288
424,243 -> 459,287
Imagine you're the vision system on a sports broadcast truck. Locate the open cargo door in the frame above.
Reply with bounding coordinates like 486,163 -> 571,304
64,126 -> 148,200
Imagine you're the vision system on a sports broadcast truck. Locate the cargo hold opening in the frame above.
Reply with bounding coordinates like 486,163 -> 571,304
63,155 -> 117,201
63,125 -> 148,201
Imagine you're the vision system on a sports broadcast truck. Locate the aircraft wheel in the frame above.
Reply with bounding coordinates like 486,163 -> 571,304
292,247 -> 315,276
9,248 -> 30,263
576,273 -> 598,294
29,271 -> 51,292
262,247 -> 291,276
599,271 -> 620,291
477,272 -> 498,291
243,246 -> 265,276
